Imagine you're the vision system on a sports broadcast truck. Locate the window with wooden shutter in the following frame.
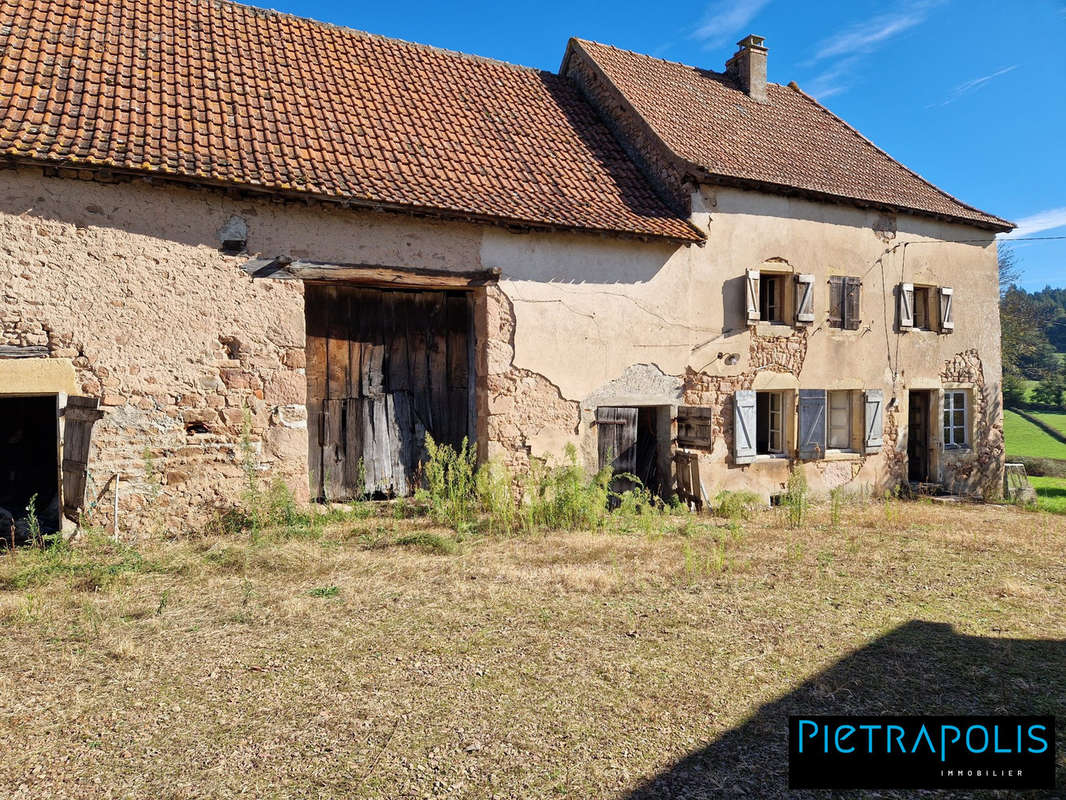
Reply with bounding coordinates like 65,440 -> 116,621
898,283 -> 915,329
939,287 -> 954,332
596,406 -> 638,474
797,389 -> 827,460
733,390 -> 756,464
863,389 -> 883,453
61,397 -> 105,521
795,274 -> 814,323
745,269 -> 760,322
828,276 -> 844,327
827,390 -> 852,449
844,277 -> 861,330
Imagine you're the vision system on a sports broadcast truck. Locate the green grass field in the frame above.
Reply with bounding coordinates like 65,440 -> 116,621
1003,409 -> 1066,460
1030,476 -> 1066,514
1030,410 -> 1066,437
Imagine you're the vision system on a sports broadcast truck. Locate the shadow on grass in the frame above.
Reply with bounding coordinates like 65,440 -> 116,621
625,620 -> 1065,798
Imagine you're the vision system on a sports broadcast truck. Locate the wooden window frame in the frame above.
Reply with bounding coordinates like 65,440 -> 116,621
913,285 -> 934,331
756,390 -> 787,456
759,273 -> 787,325
943,390 -> 969,448
827,390 -> 853,451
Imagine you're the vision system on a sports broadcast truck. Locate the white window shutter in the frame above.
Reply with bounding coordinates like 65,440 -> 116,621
733,389 -> 756,464
939,287 -> 954,332
864,389 -> 883,453
899,283 -> 914,329
797,389 -> 827,459
795,274 -> 815,323
745,269 -> 760,322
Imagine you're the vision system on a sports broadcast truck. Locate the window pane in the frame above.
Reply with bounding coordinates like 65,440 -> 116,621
954,409 -> 964,427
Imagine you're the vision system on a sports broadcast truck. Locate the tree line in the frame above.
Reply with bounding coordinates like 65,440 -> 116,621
1000,247 -> 1066,407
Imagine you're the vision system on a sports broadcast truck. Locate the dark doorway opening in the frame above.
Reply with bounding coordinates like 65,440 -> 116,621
596,405 -> 664,498
907,390 -> 931,483
0,395 -> 60,543
305,284 -> 477,500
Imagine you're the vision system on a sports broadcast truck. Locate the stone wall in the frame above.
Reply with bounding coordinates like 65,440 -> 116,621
0,179 -> 307,534
482,285 -> 580,471
940,349 -> 1004,497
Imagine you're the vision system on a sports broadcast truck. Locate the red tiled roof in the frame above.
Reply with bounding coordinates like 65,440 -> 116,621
570,40 -> 1012,231
0,1 -> 702,243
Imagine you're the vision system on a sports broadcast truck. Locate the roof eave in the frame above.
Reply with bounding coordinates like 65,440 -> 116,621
692,170 -> 1014,233
5,155 -> 705,245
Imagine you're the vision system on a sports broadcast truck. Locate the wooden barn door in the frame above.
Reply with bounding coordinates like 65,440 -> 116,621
306,284 -> 475,499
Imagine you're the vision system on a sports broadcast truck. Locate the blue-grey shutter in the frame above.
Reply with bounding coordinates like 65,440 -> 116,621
864,389 -> 884,453
798,389 -> 827,460
733,390 -> 756,464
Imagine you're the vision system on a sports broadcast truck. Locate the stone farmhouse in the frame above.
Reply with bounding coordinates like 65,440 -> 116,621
0,0 -> 1012,534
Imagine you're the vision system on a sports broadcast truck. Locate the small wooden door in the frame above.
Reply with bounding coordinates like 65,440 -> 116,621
907,391 -> 929,483
306,284 -> 475,499
62,396 -> 104,522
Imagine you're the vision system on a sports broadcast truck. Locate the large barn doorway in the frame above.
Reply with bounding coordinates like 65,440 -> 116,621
305,284 -> 476,500
0,395 -> 61,541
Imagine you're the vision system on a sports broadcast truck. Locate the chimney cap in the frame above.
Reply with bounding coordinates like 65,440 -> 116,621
737,34 -> 767,50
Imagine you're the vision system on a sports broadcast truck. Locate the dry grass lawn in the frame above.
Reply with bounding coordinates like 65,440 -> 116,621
0,501 -> 1063,798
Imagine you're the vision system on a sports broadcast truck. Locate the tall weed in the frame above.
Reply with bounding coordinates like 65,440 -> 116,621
783,468 -> 809,529
416,435 -> 479,529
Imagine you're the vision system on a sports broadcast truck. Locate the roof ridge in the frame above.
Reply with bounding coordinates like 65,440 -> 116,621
572,38 -> 787,89
784,81 -> 1012,228
210,0 -> 547,76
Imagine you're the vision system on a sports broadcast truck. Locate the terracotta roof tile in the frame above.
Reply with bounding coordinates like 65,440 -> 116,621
0,0 -> 702,242
571,40 -> 1012,231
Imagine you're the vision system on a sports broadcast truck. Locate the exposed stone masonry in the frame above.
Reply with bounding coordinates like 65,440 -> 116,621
940,349 -> 1004,496
0,193 -> 308,534
484,285 -> 580,471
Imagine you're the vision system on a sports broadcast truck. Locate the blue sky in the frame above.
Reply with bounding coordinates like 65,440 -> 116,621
265,0 -> 1065,289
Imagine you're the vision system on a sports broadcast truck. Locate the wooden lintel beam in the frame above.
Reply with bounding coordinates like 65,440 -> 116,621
289,262 -> 501,289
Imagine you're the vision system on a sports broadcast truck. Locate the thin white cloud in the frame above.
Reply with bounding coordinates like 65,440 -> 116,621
810,1 -> 942,62
795,1 -> 943,99
928,64 -> 1018,107
804,58 -> 858,101
1000,207 -> 1066,239
691,0 -> 772,48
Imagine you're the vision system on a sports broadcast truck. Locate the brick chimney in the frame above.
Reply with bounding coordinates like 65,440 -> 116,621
726,34 -> 768,103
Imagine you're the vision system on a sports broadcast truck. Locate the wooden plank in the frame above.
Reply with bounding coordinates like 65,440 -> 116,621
426,292 -> 449,445
295,265 -> 500,288
305,286 -> 328,500
389,392 -> 412,497
408,292 -> 431,441
325,285 -> 348,403
343,397 -> 365,494
61,397 -> 103,519
322,398 -> 347,500
387,290 -> 410,392
360,291 -> 385,398
0,345 -> 49,359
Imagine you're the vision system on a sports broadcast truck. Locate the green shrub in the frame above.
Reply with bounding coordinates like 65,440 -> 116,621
712,489 -> 761,521
416,434 -> 479,529
396,531 -> 459,555
520,444 -> 612,532
475,460 -> 516,534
